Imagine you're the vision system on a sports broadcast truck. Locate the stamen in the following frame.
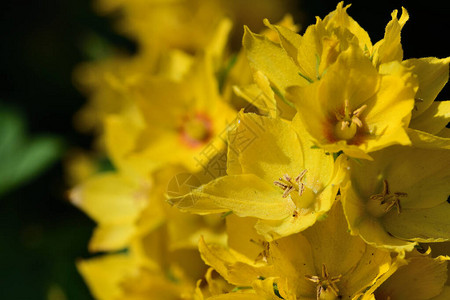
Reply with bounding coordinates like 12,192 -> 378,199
352,104 -> 367,118
274,170 -> 308,198
305,264 -> 342,299
334,100 -> 367,141
369,180 -> 407,214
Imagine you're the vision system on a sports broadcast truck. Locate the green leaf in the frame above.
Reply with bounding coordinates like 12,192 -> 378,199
0,104 -> 63,197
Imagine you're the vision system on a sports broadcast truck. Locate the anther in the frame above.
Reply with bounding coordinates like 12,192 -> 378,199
274,170 -> 308,198
369,180 -> 407,214
305,264 -> 342,299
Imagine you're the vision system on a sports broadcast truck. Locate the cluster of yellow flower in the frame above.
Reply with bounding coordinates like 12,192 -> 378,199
69,1 -> 450,299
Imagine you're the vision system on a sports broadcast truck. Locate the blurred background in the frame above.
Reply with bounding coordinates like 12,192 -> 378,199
0,0 -> 449,299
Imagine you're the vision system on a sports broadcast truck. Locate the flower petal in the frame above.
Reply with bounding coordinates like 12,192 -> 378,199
168,173 -> 295,220
374,255 -> 449,299
403,57 -> 450,117
410,100 -> 450,135
69,172 -> 147,225
243,26 -> 307,94
383,202 -> 450,242
372,7 -> 409,66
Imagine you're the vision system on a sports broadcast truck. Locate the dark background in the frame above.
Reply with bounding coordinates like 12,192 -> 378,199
0,0 -> 449,299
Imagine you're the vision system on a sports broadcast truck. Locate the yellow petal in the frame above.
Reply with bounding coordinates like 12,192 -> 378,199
104,115 -> 157,179
207,293 -> 263,300
203,268 -> 234,297
252,277 -> 290,300
69,172 -> 147,225
167,209 -> 226,250
168,173 -> 295,220
77,254 -> 134,300
267,233 -> 316,297
402,57 -> 450,117
243,26 -> 308,94
407,128 -> 450,149
89,223 -> 135,252
233,82 -> 277,119
431,286 -> 450,300
206,18 -> 233,69
227,113 -> 305,183
263,18 -> 302,67
383,201 -> 450,243
198,237 -> 274,287
372,7 -> 409,67
226,214 -> 265,260
323,2 -> 373,53
410,101 -> 450,135
295,17 -> 327,82
363,61 -> 416,153
374,255 -> 449,299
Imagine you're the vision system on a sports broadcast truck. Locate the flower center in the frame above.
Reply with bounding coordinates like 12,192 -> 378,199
334,99 -> 367,140
368,179 -> 407,217
274,170 -> 308,198
180,112 -> 212,148
305,264 -> 342,300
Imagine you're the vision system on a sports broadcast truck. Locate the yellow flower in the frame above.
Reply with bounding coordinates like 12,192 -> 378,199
241,2 -> 414,126
243,2 -> 371,94
131,55 -> 237,172
73,49 -> 193,135
69,171 -> 151,252
77,253 -> 137,300
242,1 -> 394,92
93,0 -> 298,53
341,145 -> 450,252
73,164 -> 228,299
71,109 -> 229,251
287,44 -> 417,160
198,201 -> 398,299
69,112 -> 156,252
169,112 -> 345,240
77,232 -> 205,300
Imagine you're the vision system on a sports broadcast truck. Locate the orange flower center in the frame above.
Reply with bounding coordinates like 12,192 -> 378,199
180,112 -> 212,148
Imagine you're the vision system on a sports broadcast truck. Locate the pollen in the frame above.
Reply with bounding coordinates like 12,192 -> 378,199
369,180 -> 407,214
334,99 -> 367,140
274,170 -> 308,198
305,264 -> 342,299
